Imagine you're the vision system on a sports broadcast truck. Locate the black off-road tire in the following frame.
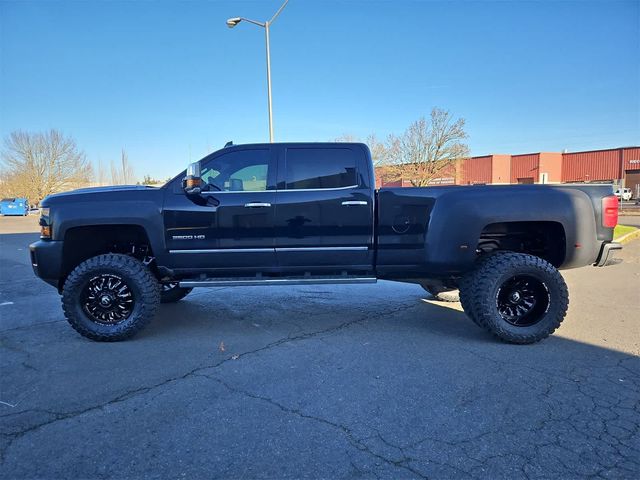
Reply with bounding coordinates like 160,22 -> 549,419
420,284 -> 460,303
466,252 -> 569,344
160,283 -> 193,303
62,254 -> 160,341
458,274 -> 482,327
459,253 -> 500,327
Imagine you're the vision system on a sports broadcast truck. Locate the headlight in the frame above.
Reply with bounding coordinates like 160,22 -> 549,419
40,208 -> 51,239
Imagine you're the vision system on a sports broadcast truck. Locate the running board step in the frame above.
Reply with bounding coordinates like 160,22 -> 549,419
179,276 -> 377,288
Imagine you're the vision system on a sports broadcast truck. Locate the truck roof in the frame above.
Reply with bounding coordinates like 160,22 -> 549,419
218,142 -> 368,149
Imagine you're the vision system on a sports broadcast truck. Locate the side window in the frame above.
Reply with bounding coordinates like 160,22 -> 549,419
201,149 -> 270,192
229,164 -> 268,191
285,148 -> 358,190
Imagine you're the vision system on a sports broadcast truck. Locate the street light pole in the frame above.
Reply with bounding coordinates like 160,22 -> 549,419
265,21 -> 273,143
226,0 -> 290,143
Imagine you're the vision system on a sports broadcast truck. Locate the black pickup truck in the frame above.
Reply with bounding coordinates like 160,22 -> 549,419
30,142 -> 622,344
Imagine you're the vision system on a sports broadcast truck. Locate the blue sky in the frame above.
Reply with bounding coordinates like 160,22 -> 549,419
1,0 -> 638,180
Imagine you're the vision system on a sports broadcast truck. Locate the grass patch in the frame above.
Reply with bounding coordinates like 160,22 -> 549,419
614,224 -> 638,239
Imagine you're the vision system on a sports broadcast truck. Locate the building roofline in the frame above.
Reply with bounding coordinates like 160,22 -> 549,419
470,153 -> 510,159
510,152 -> 547,157
469,146 -> 640,160
561,146 -> 640,155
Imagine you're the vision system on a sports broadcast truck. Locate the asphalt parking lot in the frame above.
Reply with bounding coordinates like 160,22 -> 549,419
1,215 -> 639,479
619,214 -> 640,228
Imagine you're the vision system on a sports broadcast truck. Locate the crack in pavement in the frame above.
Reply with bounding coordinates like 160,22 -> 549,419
0,318 -> 67,335
202,374 -> 431,479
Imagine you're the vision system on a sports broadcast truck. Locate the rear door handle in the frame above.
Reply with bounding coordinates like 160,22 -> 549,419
341,201 -> 368,206
244,202 -> 272,208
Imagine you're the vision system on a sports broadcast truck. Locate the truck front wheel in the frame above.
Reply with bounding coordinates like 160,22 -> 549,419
464,252 -> 569,344
62,254 -> 160,341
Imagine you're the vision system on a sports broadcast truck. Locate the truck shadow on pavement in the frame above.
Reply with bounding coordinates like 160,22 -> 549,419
150,289 -> 490,345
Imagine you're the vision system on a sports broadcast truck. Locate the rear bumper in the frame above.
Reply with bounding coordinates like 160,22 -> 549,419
29,240 -> 64,288
594,241 -> 622,267
1,211 -> 28,216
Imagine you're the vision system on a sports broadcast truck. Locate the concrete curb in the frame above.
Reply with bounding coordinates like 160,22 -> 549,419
616,228 -> 640,245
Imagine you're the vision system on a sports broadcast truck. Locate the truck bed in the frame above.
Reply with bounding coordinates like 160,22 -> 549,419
375,183 -> 615,277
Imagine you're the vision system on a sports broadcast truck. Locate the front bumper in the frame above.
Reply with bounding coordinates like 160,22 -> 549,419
29,240 -> 64,288
594,241 -> 622,267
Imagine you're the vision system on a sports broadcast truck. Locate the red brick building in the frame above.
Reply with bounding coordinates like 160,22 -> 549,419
376,147 -> 640,197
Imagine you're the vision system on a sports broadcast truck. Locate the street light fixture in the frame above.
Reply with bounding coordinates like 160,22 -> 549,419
226,0 -> 290,143
226,17 -> 242,28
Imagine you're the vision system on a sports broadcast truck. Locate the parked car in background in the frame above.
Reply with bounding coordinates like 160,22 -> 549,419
0,197 -> 29,216
614,188 -> 633,201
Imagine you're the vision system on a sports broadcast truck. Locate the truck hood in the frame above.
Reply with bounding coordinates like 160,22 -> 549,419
41,185 -> 160,207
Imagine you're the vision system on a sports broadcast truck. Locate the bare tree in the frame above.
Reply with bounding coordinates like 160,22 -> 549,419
1,130 -> 93,203
0,170 -> 20,199
110,149 -> 135,185
95,158 -> 107,186
335,134 -> 359,143
140,174 -> 162,185
364,134 -> 389,166
383,108 -> 469,186
335,133 -> 390,167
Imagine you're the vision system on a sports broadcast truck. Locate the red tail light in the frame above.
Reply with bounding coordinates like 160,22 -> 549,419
602,195 -> 618,228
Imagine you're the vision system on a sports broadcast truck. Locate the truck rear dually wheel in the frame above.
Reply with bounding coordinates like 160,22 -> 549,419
463,252 -> 569,344
62,254 -> 160,341
458,275 -> 482,327
420,284 -> 460,302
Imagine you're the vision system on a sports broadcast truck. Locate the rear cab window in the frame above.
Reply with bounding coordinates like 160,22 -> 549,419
282,146 -> 366,190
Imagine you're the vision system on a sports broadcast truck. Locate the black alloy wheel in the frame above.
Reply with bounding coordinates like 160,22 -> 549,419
81,273 -> 134,324
496,275 -> 550,327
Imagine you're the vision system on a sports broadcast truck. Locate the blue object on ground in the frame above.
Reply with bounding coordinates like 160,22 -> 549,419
0,198 -> 29,216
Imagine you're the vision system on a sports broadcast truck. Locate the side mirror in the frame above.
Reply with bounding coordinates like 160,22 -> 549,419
183,162 -> 202,194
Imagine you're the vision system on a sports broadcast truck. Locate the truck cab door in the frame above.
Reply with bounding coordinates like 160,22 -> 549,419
273,145 -> 374,273
163,146 -> 277,274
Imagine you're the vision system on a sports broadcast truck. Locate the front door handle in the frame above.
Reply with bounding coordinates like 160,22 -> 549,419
341,201 -> 368,206
244,202 -> 272,208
